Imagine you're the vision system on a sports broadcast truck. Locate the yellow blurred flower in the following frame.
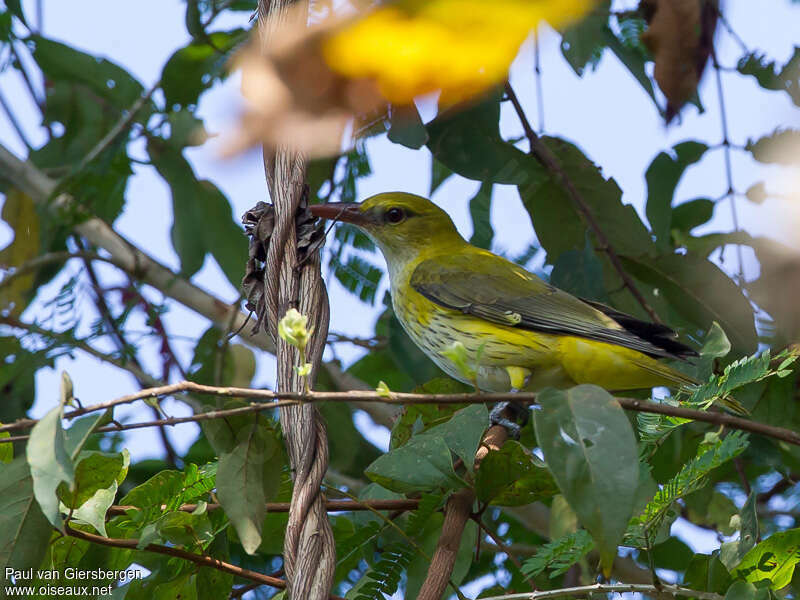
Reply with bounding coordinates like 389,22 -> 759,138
322,0 -> 594,104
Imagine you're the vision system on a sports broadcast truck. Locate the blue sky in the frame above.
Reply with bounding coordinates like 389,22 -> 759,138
1,0 -> 799,559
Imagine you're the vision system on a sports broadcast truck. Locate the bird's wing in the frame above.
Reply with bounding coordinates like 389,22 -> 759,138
409,252 -> 694,359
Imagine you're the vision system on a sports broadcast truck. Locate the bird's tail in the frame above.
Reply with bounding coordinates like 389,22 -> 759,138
634,359 -> 749,416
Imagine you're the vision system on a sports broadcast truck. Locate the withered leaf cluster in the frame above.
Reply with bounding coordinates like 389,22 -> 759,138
640,0 -> 718,122
241,189 -> 326,335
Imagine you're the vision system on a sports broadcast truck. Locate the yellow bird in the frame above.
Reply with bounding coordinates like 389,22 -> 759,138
311,192 -> 702,425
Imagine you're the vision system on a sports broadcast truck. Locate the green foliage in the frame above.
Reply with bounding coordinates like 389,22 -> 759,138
645,141 -> 708,249
521,529 -> 594,579
4,4 -> 800,598
627,431 -> 750,547
534,385 -> 640,575
737,47 -> 800,106
735,528 -> 800,589
475,440 -> 558,506
370,403 -> 486,491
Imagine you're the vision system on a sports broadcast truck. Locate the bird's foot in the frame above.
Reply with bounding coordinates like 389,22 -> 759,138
489,400 -> 529,440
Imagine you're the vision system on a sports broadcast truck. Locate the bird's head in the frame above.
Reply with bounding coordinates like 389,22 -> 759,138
310,192 -> 463,266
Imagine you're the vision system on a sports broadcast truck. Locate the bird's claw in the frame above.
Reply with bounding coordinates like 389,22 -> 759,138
489,400 -> 529,440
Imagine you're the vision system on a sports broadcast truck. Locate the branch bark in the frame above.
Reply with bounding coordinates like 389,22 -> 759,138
62,524 -> 346,600
418,423 -> 509,600
3,381 -> 797,447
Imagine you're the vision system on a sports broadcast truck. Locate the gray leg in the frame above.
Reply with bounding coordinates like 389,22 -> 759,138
489,400 -> 529,439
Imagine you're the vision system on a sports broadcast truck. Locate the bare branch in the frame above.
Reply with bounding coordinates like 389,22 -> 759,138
107,498 -> 421,517
2,381 -> 798,447
63,524 -> 346,600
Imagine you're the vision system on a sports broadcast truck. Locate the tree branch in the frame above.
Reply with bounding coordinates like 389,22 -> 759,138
479,582 -> 724,600
418,423 -> 508,600
63,524 -> 346,600
0,141 -> 390,427
474,516 -> 537,592
504,81 -> 661,323
2,382 -> 798,447
107,498 -> 421,517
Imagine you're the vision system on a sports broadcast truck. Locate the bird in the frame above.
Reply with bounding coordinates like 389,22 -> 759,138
310,192 -> 734,429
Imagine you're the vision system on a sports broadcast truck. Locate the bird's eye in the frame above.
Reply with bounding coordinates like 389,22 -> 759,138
385,207 -> 406,224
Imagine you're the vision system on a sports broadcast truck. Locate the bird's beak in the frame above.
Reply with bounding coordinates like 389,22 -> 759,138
309,202 -> 369,226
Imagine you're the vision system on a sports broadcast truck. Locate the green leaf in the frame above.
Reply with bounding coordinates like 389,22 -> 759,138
166,109 -> 209,149
331,253 -> 383,304
387,104 -> 429,149
737,47 -> 800,107
521,529 -> 594,578
746,129 -> 800,166
59,450 -> 129,509
420,404 -> 488,474
26,402 -> 74,530
603,27 -> 659,107
0,338 -> 53,425
627,432 -> 749,547
64,410 -> 114,459
430,158 -> 454,196
0,456 -> 52,575
475,441 -> 559,506
426,90 -> 541,185
672,198 -> 715,236
549,235 -> 609,302
148,139 -> 246,287
720,492 -> 759,570
365,435 -> 463,494
216,423 -> 281,554
736,528 -> 800,589
468,182 -> 494,250
197,532 -> 233,600
32,35 -> 145,111
645,141 -> 708,249
519,136 -> 653,264
689,349 -> 797,409
390,379 -> 471,449
0,190 -> 40,317
533,385 -> 639,575
559,1 -> 609,76
619,253 -> 757,354
71,483 -> 118,537
0,428 -> 11,464
725,581 -> 776,600
161,29 -> 246,108
685,554 -> 733,594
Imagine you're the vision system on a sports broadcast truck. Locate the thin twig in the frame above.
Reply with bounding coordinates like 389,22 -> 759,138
72,84 -> 157,176
474,517 -> 537,592
0,314 -> 158,386
62,524 -> 346,600
1,251 -> 120,290
533,30 -> 545,132
8,41 -> 45,114
0,87 -> 33,151
77,238 -> 179,466
504,81 -> 661,323
2,381 -> 799,447
479,582 -> 725,600
711,46 -> 745,284
107,498 -> 421,517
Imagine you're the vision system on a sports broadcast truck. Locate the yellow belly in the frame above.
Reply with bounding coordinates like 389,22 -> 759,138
392,286 -> 684,392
